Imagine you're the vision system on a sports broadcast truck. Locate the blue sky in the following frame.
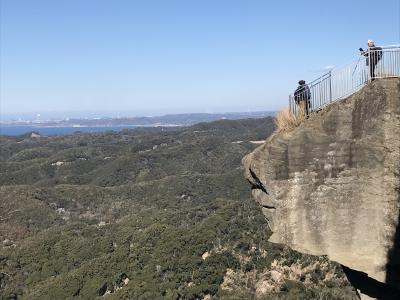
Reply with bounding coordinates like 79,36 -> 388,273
1,0 -> 399,117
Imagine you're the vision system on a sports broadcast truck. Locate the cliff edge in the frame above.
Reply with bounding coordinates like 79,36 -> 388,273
243,78 -> 400,298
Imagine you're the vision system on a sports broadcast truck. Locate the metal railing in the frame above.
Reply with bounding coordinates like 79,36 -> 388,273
289,45 -> 400,115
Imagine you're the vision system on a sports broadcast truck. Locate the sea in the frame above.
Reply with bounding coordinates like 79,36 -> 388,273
0,125 -> 143,136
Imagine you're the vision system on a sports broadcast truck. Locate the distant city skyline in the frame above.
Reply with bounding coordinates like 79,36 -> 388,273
1,0 -> 399,116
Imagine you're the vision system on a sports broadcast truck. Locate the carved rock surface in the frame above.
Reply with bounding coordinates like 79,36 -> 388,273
243,78 -> 400,292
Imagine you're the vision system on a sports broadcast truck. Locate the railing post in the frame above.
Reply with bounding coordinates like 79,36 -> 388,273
368,49 -> 371,81
329,70 -> 332,102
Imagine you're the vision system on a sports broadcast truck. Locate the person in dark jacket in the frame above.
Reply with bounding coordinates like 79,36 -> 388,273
294,80 -> 311,116
359,40 -> 382,80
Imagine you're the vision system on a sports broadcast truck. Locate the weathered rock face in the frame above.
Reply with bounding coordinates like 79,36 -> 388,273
243,79 -> 400,295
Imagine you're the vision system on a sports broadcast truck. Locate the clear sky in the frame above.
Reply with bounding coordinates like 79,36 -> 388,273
1,0 -> 399,118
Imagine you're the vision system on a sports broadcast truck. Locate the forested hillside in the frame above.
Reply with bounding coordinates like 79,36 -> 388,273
0,117 -> 357,299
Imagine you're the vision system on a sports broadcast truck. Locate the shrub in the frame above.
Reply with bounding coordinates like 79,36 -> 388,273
274,103 -> 306,132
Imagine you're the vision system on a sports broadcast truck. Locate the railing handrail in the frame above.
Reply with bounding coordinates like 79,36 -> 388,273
289,45 -> 400,114
379,44 -> 400,49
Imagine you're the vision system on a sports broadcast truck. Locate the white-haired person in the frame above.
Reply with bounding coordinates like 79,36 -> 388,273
359,40 -> 383,81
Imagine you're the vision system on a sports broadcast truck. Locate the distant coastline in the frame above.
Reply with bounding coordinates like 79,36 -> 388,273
0,125 -> 150,136
1,111 -> 275,136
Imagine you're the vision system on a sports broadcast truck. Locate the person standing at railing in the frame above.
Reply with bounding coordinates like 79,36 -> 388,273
359,40 -> 382,80
294,80 -> 311,117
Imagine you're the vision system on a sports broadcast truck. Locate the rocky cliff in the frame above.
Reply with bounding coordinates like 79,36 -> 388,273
243,78 -> 400,299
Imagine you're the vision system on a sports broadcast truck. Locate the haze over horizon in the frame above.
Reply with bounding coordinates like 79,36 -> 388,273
1,0 -> 399,117
1,109 -> 276,122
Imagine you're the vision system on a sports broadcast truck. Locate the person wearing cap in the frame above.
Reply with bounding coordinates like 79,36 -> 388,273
294,80 -> 311,117
359,40 -> 382,80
